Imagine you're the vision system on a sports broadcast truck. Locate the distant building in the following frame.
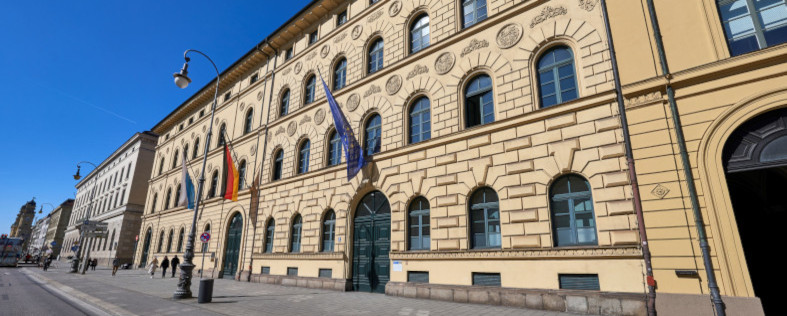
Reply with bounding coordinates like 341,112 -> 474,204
44,199 -> 74,258
27,215 -> 50,257
10,199 -> 36,250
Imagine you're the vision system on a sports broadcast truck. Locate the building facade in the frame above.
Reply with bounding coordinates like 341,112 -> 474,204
10,199 -> 36,251
61,132 -> 157,266
135,0 -> 786,314
26,215 -> 50,257
45,199 -> 74,259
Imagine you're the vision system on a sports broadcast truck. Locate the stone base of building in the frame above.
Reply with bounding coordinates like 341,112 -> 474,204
249,273 -> 352,291
655,293 -> 763,316
385,282 -> 646,315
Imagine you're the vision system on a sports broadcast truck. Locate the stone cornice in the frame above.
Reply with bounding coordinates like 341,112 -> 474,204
251,251 -> 344,261
389,246 -> 641,261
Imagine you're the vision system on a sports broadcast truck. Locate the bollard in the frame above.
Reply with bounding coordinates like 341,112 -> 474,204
198,278 -> 214,303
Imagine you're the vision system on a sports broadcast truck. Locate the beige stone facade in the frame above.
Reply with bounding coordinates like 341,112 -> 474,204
135,0 -> 787,314
44,199 -> 74,258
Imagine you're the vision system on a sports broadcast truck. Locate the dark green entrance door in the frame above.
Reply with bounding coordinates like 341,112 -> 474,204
222,213 -> 243,279
139,228 -> 152,268
352,191 -> 391,293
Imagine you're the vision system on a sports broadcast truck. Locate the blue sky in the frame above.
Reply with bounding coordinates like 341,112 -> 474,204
0,0 -> 311,234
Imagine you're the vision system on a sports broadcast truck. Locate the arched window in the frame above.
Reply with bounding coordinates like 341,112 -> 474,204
462,0 -> 487,28
290,215 -> 302,252
193,138 -> 200,159
166,229 -> 174,253
175,184 -> 181,208
368,39 -> 384,74
304,75 -> 316,104
159,158 -> 165,176
365,114 -> 382,156
201,224 -> 211,252
550,174 -> 597,246
265,219 -> 275,253
172,150 -> 179,169
718,0 -> 787,56
238,160 -> 247,190
183,144 -> 189,162
469,187 -> 500,249
217,124 -> 227,148
244,109 -> 254,134
410,14 -> 430,54
280,89 -> 290,117
272,149 -> 284,180
408,197 -> 431,250
409,97 -> 431,144
177,228 -> 184,252
165,188 -> 172,210
298,140 -> 311,174
209,171 -> 219,198
157,230 -> 165,252
322,210 -> 336,252
334,58 -> 347,90
465,74 -> 494,128
537,46 -> 577,108
328,130 -> 342,166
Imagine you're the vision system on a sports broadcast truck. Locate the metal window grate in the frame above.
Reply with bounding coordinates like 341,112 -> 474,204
472,272 -> 501,286
407,271 -> 429,283
559,274 -> 600,290
319,269 -> 332,278
261,266 -> 270,275
287,267 -> 298,276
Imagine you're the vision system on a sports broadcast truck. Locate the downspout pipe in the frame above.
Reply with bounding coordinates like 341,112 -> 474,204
644,1 -> 726,315
599,2 -> 656,315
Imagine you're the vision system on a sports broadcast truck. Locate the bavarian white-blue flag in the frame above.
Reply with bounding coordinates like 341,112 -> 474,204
319,72 -> 366,180
178,154 -> 195,209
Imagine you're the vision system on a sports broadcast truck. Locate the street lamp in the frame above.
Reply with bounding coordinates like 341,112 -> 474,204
70,161 -> 98,274
172,49 -> 220,300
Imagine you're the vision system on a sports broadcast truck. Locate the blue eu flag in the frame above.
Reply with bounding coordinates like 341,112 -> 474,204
319,73 -> 366,180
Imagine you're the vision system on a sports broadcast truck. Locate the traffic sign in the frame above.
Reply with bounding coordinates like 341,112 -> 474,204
200,232 -> 211,243
50,241 -> 56,246
71,246 -> 79,252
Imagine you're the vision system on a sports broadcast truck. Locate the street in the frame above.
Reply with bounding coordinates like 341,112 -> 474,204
0,265 -> 97,316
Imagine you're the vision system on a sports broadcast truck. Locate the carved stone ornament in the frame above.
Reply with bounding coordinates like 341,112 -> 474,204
320,45 -> 330,58
389,1 -> 402,16
250,145 -> 257,155
282,68 -> 292,76
300,115 -> 312,124
334,32 -> 347,43
497,24 -> 523,49
434,52 -> 455,75
368,10 -> 384,22
202,125 -> 206,132
267,132 -> 273,142
347,94 -> 360,111
239,102 -> 245,111
191,132 -> 195,139
314,108 -> 326,125
406,65 -> 429,80
461,39 -> 489,57
294,62 -> 303,75
275,126 -> 286,135
625,91 -> 662,108
651,184 -> 670,199
363,84 -> 382,98
352,25 -> 363,40
386,75 -> 402,95
257,91 -> 263,101
287,121 -> 297,136
579,0 -> 598,11
530,6 -> 567,28
306,52 -> 316,61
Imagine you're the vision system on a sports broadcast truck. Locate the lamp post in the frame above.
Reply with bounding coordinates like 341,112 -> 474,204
70,161 -> 98,273
172,49 -> 220,299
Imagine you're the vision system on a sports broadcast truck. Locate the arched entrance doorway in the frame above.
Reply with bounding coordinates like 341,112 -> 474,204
221,213 -> 243,279
139,228 -> 152,268
724,108 -> 787,314
352,191 -> 391,293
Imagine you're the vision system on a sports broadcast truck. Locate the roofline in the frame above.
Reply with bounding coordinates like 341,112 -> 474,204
151,0 -> 324,132
74,131 -> 159,188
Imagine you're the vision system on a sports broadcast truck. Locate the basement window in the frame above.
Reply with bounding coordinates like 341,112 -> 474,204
472,272 -> 501,287
408,271 -> 429,283
558,274 -> 600,291
287,267 -> 298,276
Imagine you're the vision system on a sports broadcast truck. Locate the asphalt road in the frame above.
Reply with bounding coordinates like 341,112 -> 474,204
0,267 -> 96,316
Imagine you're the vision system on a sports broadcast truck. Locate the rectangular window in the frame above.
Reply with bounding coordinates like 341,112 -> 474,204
261,266 -> 270,275
309,30 -> 319,45
408,271 -> 429,283
285,47 -> 294,61
719,0 -> 787,56
287,267 -> 298,276
199,110 -> 205,118
224,92 -> 231,102
179,123 -> 184,131
337,10 -> 348,26
319,268 -> 332,278
472,272 -> 501,286
250,74 -> 258,84
559,274 -> 600,291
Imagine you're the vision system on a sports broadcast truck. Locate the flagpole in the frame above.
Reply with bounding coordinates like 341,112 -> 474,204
172,49 -> 220,299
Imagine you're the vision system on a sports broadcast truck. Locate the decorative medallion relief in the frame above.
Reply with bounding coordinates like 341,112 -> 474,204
294,62 -> 303,75
333,32 -> 347,43
257,91 -> 264,101
651,184 -> 670,199
239,102 -> 246,111
406,65 -> 429,80
347,94 -> 360,111
300,115 -> 311,124
282,68 -> 291,76
579,0 -> 598,11
320,45 -> 330,59
287,121 -> 297,136
250,145 -> 257,155
368,10 -> 384,22
307,52 -> 316,61
530,6 -> 567,28
180,139 -> 184,145
275,126 -> 286,135
215,118 -> 220,124
386,75 -> 402,95
389,1 -> 402,16
497,24 -> 523,49
461,39 -> 488,57
191,132 -> 195,139
202,125 -> 206,132
363,84 -> 382,98
434,52 -> 455,75
352,25 -> 363,40
314,108 -> 326,125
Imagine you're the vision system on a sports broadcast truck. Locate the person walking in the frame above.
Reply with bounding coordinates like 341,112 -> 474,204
91,258 -> 98,271
147,257 -> 159,279
112,257 -> 119,276
43,257 -> 52,271
160,256 -> 170,278
170,255 -> 180,278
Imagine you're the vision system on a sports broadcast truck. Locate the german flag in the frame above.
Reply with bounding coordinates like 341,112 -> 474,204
221,135 -> 239,201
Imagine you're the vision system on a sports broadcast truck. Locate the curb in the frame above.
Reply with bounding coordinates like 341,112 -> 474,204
21,269 -> 135,316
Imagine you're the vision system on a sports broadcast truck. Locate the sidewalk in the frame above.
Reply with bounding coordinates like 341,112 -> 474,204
26,265 -> 579,316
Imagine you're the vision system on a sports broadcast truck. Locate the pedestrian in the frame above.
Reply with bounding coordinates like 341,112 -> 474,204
170,255 -> 180,278
160,256 -> 170,278
91,258 -> 98,271
43,257 -> 52,271
147,257 -> 158,279
112,257 -> 119,276
25,254 -> 30,263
